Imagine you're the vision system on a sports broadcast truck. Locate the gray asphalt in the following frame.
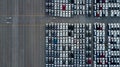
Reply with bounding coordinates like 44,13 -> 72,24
0,0 -> 120,67
12,0 -> 19,67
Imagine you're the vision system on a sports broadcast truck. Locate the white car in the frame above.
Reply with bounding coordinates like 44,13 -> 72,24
116,23 -> 120,29
110,30 -> 114,36
100,10 -> 102,17
82,0 -> 85,4
89,0 -> 92,3
94,0 -> 96,3
65,11 -> 68,17
111,10 -> 114,17
96,3 -> 99,10
77,10 -> 80,15
105,10 -> 108,17
94,5 -> 97,10
82,10 -> 85,15
77,0 -> 80,4
102,3 -> 105,9
117,10 -> 120,17
114,23 -> 117,28
105,0 -> 108,2
94,11 -> 96,17
108,23 -> 111,30
105,3 -> 108,10
63,11 -> 66,17
80,10 -> 82,15
86,0 -> 89,4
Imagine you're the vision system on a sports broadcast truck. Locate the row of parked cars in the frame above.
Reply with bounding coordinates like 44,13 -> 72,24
108,23 -> 120,30
46,0 -> 120,17
73,23 -> 86,67
45,0 -> 92,17
93,10 -> 120,17
45,0 -> 74,17
46,23 -> 120,67
46,23 -> 74,67
85,23 -> 92,67
93,23 -> 107,67
94,0 -> 120,3
45,23 -> 92,67
93,0 -> 120,17
74,0 -> 86,15
107,24 -> 120,67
